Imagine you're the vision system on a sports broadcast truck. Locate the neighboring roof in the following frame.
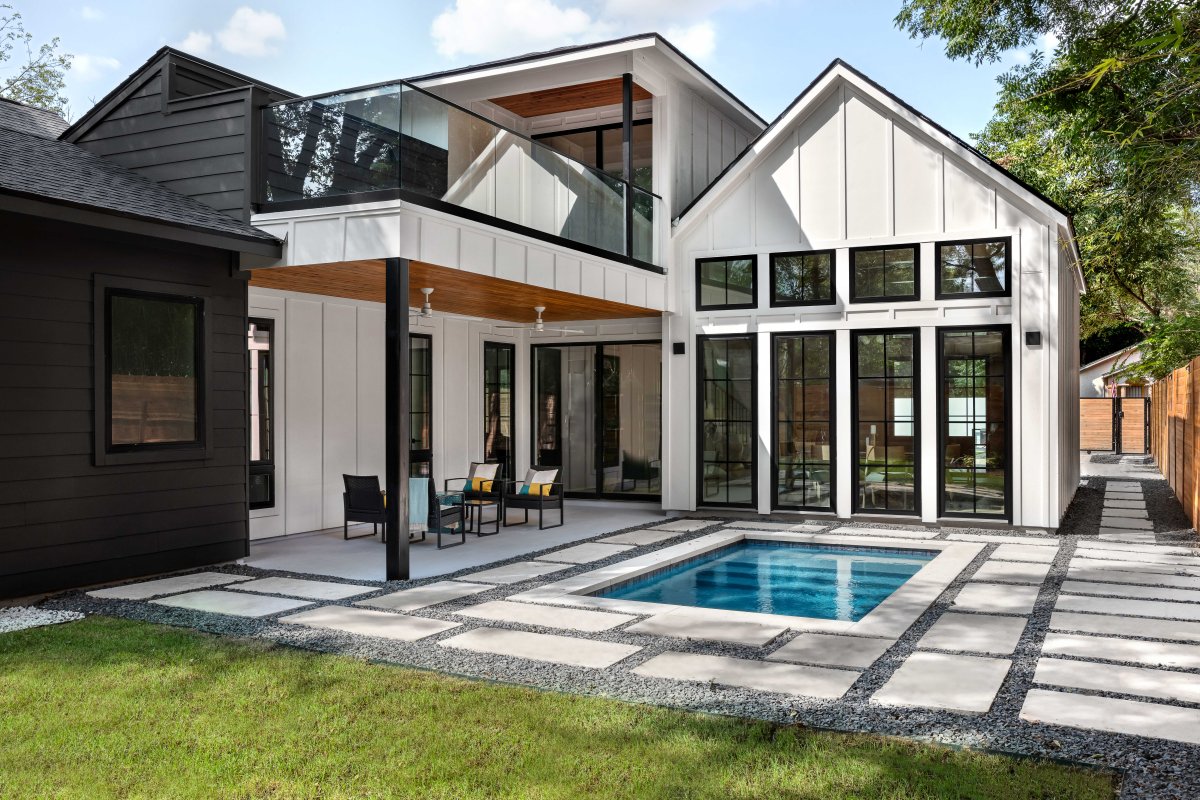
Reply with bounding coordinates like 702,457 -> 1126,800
675,58 -> 1073,224
1081,344 -> 1144,373
0,123 -> 279,250
0,98 -> 69,139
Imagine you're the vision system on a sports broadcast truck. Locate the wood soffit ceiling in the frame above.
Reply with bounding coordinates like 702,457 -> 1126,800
247,259 -> 660,323
489,78 -> 652,118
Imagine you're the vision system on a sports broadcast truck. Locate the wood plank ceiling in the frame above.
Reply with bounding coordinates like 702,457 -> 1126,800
248,259 -> 660,322
489,77 -> 652,118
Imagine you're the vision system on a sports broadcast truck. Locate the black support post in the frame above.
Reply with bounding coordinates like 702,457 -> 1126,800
385,257 -> 411,581
622,72 -> 633,260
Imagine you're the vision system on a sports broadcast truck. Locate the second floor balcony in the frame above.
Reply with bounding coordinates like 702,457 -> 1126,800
262,82 -> 661,270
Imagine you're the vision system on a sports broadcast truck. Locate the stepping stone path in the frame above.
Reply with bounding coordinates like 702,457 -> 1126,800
767,633 -> 893,669
534,542 -> 634,564
633,652 -> 860,698
233,577 -> 376,600
872,652 -> 1011,714
87,572 -> 252,600
453,600 -> 634,632
439,627 -> 640,669
280,606 -> 459,641
917,612 -> 1026,656
151,590 -> 312,618
356,581 -> 492,611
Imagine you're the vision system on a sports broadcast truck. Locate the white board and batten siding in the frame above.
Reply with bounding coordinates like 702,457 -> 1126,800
669,70 -> 1081,529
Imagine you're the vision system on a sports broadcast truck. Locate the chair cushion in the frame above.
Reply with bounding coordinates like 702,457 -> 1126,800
469,463 -> 500,481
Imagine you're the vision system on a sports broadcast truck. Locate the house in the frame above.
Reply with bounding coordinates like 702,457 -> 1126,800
1080,345 -> 1149,397
0,34 -> 1082,597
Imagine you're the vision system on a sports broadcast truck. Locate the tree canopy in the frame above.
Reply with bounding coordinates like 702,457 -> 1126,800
0,3 -> 71,114
896,0 -> 1200,378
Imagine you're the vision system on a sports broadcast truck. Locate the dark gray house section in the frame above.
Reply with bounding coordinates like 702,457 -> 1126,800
63,48 -> 294,222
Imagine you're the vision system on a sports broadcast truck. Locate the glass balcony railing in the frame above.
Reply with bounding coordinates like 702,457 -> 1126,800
263,82 -> 662,268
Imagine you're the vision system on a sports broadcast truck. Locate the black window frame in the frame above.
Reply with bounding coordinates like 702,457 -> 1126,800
248,317 -> 275,511
936,325 -> 1013,521
483,340 -> 516,482
697,332 -> 758,509
695,255 -> 758,311
410,333 -> 433,478
531,118 -> 653,191
935,236 -> 1012,299
93,274 -> 213,467
770,331 -> 837,512
769,249 -> 836,308
849,244 -> 920,304
850,328 -> 921,516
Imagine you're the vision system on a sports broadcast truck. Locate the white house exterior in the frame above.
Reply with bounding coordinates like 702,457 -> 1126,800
1080,345 -> 1148,397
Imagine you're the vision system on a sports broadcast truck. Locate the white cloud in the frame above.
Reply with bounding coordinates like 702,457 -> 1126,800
1042,31 -> 1061,52
177,31 -> 214,56
664,20 -> 716,60
71,53 -> 120,81
431,0 -> 608,58
81,6 -> 103,20
217,7 -> 286,57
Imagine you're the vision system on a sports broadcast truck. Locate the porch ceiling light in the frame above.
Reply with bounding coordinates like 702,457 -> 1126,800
496,306 -> 585,335
414,287 -> 434,318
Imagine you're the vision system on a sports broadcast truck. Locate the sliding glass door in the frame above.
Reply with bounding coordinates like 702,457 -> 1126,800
773,332 -> 834,510
410,334 -> 432,478
698,335 -> 756,507
483,341 -> 515,481
853,330 -> 919,514
939,327 -> 1010,519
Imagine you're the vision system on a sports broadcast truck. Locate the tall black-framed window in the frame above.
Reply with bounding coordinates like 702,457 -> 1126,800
410,334 -> 433,478
698,334 -> 756,507
850,245 -> 919,302
936,237 -> 1011,298
533,119 -> 653,191
770,250 -> 835,307
483,341 -> 515,481
772,332 -> 835,511
248,318 -> 274,510
852,330 -> 919,514
939,327 -> 1011,519
696,256 -> 756,310
105,289 -> 204,452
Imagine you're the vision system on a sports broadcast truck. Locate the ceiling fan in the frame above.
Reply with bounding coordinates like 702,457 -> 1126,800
496,306 -> 585,335
410,287 -> 434,320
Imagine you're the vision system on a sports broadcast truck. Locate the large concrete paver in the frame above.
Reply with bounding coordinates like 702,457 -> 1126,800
279,606 -> 460,641
150,590 -> 312,617
1069,557 -> 1200,577
1097,532 -> 1158,544
1066,564 -> 1200,590
633,651 -> 860,698
1059,580 -> 1200,604
1075,539 -> 1196,556
535,542 -> 634,564
1042,631 -> 1200,669
233,577 -> 376,600
1034,657 -> 1200,704
453,600 -> 634,632
1102,507 -> 1150,520
439,627 -> 640,669
917,612 -> 1027,656
951,582 -> 1040,615
1103,500 -> 1147,510
725,521 -> 825,532
871,651 -> 1010,714
88,572 -> 252,600
649,519 -> 713,532
767,633 -> 893,668
1057,594 -> 1200,622
356,581 -> 493,611
947,533 -> 1051,546
1106,481 -> 1143,492
971,560 -> 1051,585
827,526 -> 939,540
1050,611 -> 1200,643
1020,689 -> 1200,745
463,561 -> 574,584
1100,517 -> 1154,531
597,529 -> 682,546
991,544 -> 1058,563
626,607 -> 786,646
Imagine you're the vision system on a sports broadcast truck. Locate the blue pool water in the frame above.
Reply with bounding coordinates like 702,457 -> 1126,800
596,541 -> 935,621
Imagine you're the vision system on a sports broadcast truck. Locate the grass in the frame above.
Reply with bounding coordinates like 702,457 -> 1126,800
0,616 -> 1114,800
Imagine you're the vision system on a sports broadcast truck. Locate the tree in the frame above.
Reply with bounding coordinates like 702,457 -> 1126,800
895,0 -> 1200,378
0,4 -> 71,114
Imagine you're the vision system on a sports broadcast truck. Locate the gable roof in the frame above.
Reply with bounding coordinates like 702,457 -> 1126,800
0,98 -> 69,139
0,123 -> 279,254
1081,344 -> 1144,373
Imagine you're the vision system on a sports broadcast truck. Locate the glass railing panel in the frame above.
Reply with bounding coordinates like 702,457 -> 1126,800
630,186 -> 658,267
565,161 -> 625,255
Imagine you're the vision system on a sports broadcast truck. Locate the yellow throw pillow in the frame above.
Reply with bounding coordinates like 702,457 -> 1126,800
529,482 -> 552,496
468,478 -> 493,492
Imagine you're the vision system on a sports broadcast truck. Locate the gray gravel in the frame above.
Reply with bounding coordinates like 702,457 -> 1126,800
0,606 -> 84,633
37,477 -> 1200,799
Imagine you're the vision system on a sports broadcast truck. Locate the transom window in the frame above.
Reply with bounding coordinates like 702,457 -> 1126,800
696,256 -> 756,310
937,238 -> 1010,297
770,250 -> 835,306
851,245 -> 919,302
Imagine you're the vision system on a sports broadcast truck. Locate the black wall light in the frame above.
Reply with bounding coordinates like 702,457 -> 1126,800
1025,331 -> 1042,347
672,342 -> 686,356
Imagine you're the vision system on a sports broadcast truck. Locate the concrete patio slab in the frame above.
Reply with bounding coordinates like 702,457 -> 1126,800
462,561 -> 574,584
453,600 -> 634,632
1066,564 -> 1200,590
971,560 -> 1052,585
1020,689 -> 1200,745
597,529 -> 682,546
951,582 -> 1040,615
150,590 -> 311,617
232,577 -> 376,601
626,607 -> 787,646
87,572 -> 252,600
917,612 -> 1027,656
1042,631 -> 1200,669
1049,611 -> 1200,644
355,581 -> 493,611
947,533 -> 1052,546
438,627 -> 640,669
991,544 -> 1058,563
1034,657 -> 1200,704
1100,517 -> 1154,531
871,651 -> 1011,714
827,526 -> 939,539
1102,507 -> 1150,519
767,632 -> 893,669
278,606 -> 459,641
648,519 -> 713,532
1068,556 -> 1200,577
534,542 -> 635,564
724,521 -> 826,533
633,651 -> 860,698
1106,482 -> 1143,492
1057,594 -> 1200,621
1059,580 -> 1200,604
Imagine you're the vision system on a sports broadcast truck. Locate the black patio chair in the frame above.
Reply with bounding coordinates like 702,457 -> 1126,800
445,461 -> 504,528
503,466 -> 564,530
427,473 -> 467,549
343,474 -> 386,540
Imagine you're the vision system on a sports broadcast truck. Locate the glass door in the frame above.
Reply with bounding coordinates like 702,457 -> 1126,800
698,334 -> 756,507
247,319 -> 274,509
853,330 -> 919,514
410,334 -> 432,478
483,341 -> 515,482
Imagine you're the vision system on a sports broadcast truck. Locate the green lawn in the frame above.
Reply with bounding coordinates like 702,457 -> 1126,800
0,616 -> 1114,800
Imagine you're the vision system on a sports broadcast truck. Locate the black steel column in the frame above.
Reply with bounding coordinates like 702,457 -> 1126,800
622,72 -> 633,259
385,257 -> 411,581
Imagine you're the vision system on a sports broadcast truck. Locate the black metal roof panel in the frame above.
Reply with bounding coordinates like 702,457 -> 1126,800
0,98 -> 69,139
0,124 -> 278,244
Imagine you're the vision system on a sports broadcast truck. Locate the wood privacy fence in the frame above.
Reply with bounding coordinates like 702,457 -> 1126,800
1081,397 -> 1149,453
1149,357 -> 1200,531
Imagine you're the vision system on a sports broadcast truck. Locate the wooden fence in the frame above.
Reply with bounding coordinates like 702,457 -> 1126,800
1149,356 -> 1200,531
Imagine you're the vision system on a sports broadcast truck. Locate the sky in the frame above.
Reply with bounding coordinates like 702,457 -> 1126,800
11,1 -> 1050,141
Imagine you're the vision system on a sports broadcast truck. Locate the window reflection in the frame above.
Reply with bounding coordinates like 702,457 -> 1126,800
854,331 -> 918,513
941,329 -> 1008,516
774,334 -> 834,509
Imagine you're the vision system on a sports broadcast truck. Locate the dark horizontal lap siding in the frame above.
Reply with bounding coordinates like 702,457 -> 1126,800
0,215 -> 249,598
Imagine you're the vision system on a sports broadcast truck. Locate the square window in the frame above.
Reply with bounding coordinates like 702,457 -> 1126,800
770,250 -> 835,306
851,246 -> 919,302
696,256 -> 757,310
937,238 -> 1010,297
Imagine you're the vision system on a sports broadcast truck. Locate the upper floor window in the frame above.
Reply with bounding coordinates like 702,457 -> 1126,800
696,256 -> 756,310
770,250 -> 835,307
534,120 -> 653,192
937,238 -> 1010,297
851,245 -> 919,302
